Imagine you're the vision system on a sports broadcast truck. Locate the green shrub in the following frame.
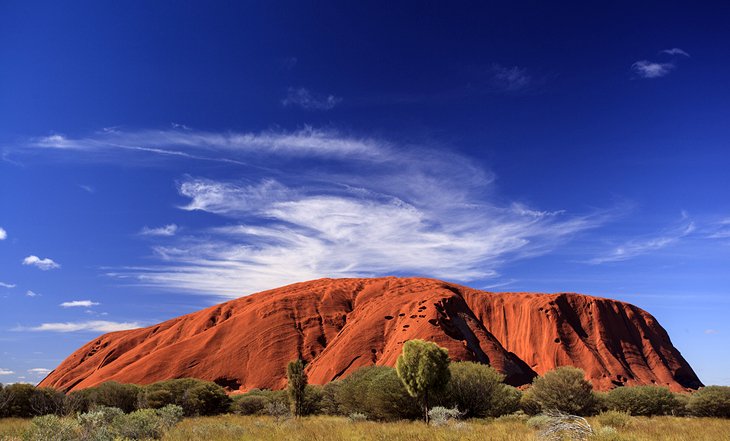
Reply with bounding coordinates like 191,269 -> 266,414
519,386 -> 542,415
318,381 -> 342,415
396,339 -> 451,423
604,385 -> 681,416
77,407 -> 121,441
530,367 -> 596,415
595,410 -> 633,429
526,414 -> 550,429
438,361 -> 520,417
687,386 -> 730,418
138,378 -> 231,416
233,394 -> 268,415
113,408 -> 164,440
336,365 -> 420,421
23,414 -> 80,441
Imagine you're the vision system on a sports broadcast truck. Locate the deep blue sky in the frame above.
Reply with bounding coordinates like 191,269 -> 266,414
1,1 -> 728,386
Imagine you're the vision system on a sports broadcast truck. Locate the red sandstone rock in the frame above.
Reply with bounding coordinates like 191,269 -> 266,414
38,277 -> 702,393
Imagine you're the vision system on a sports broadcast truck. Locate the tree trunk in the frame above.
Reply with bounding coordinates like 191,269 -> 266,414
424,390 -> 430,424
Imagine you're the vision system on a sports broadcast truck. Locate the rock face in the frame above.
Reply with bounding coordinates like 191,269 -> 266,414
39,277 -> 702,393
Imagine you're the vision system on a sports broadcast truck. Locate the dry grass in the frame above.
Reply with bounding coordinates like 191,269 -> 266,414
2,414 -> 730,440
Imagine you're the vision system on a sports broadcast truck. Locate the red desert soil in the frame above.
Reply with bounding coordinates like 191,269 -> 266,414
39,277 -> 702,393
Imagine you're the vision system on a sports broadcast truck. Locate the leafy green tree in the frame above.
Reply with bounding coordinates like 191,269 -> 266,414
287,359 -> 308,418
687,386 -> 730,418
396,339 -> 451,423
138,378 -> 231,416
530,366 -> 596,416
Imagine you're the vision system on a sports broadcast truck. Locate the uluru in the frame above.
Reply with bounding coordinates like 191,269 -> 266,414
39,277 -> 702,393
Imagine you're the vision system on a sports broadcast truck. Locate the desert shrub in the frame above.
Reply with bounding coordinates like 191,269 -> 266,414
302,384 -> 324,415
530,367 -> 596,416
233,394 -> 268,415
29,387 -> 66,416
396,339 -> 451,423
537,410 -> 593,441
526,414 -> 551,429
266,400 -> 290,419
438,361 -> 520,417
156,404 -> 184,430
348,412 -> 367,422
336,365 -> 420,421
4,383 -> 37,417
593,426 -> 621,441
113,408 -> 164,440
23,414 -> 80,441
520,386 -> 542,415
77,406 -> 122,441
428,406 -> 462,426
687,386 -> 730,418
138,378 -> 231,416
85,381 -> 141,413
318,380 -> 342,415
595,410 -> 633,429
604,385 -> 681,416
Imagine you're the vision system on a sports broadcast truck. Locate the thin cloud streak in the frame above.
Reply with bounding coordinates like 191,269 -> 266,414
18,320 -> 141,333
60,300 -> 100,308
282,87 -> 342,110
139,224 -> 179,237
587,220 -> 695,264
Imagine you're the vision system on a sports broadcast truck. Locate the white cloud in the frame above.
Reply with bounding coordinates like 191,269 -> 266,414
28,368 -> 52,375
631,60 -> 675,78
20,320 -> 141,333
22,255 -> 60,270
0,368 -> 14,375
704,329 -> 719,335
0,227 -> 6,240
23,126 -> 608,297
282,87 -> 342,110
25,290 -> 39,297
78,184 -> 95,193
139,224 -> 179,237
60,300 -> 100,308
588,220 -> 695,264
0,282 -> 15,288
491,64 -> 531,91
661,48 -> 690,57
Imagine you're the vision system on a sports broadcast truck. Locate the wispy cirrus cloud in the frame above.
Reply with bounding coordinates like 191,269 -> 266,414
632,48 -> 690,79
60,300 -> 100,308
23,126 -> 609,297
139,224 -> 179,237
0,282 -> 15,288
587,219 -> 695,264
22,255 -> 60,270
631,60 -> 674,78
18,320 -> 140,333
282,87 -> 342,110
25,290 -> 40,297
490,64 -> 531,92
661,48 -> 690,57
28,368 -> 52,375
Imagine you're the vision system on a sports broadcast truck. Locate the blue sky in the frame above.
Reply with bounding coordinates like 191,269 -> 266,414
1,1 -> 728,386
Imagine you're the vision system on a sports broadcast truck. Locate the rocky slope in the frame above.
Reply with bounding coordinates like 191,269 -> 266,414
39,277 -> 702,392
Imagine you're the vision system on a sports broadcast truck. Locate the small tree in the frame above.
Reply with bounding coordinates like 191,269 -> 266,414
287,359 -> 308,418
396,339 -> 451,423
531,366 -> 596,416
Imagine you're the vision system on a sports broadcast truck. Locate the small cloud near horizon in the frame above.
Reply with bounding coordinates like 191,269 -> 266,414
705,329 -> 719,335
25,290 -> 40,297
0,227 -> 6,240
0,368 -> 15,375
22,255 -> 60,270
60,300 -> 100,308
